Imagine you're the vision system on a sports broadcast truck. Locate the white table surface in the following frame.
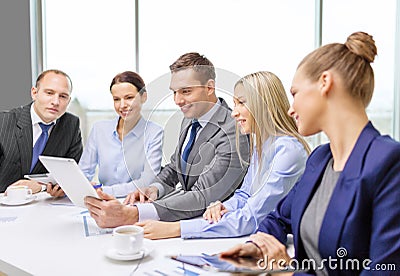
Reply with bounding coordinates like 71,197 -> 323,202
0,192 -> 253,276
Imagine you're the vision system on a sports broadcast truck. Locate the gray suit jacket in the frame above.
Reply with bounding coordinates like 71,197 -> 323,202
154,98 -> 249,221
0,103 -> 83,192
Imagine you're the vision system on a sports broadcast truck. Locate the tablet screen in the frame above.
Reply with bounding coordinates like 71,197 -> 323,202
39,156 -> 99,208
24,173 -> 56,184
170,253 -> 262,273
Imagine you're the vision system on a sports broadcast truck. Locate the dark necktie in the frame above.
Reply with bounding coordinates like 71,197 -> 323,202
181,120 -> 201,178
30,122 -> 54,172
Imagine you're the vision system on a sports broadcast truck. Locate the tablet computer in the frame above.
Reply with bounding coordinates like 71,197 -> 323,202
39,156 -> 99,208
170,253 -> 302,274
24,173 -> 56,184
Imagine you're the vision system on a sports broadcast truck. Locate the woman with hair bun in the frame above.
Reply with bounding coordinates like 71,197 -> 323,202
221,32 -> 400,275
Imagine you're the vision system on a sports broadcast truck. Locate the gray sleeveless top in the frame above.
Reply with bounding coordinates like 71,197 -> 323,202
300,158 -> 341,275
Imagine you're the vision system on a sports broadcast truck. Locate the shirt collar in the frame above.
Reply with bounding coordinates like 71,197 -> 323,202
112,116 -> 145,138
30,104 -> 57,126
196,98 -> 221,128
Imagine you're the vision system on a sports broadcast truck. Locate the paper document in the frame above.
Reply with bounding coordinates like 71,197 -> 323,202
82,215 -> 113,237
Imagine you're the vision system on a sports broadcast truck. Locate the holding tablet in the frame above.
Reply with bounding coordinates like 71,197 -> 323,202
39,156 -> 99,208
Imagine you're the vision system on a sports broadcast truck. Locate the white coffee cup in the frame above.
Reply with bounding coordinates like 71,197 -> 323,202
6,186 -> 32,202
112,225 -> 144,255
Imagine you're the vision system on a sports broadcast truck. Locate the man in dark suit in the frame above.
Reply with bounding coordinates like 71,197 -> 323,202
85,52 -> 249,227
0,69 -> 83,196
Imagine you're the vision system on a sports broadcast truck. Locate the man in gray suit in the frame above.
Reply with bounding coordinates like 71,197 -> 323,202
0,69 -> 83,195
85,52 -> 249,227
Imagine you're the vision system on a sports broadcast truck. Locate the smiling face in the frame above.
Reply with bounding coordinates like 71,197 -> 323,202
111,82 -> 146,122
231,84 -> 253,135
170,69 -> 216,119
288,66 -> 324,136
31,72 -> 71,123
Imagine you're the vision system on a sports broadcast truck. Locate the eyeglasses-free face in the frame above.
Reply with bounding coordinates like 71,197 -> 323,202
170,68 -> 215,119
31,72 -> 71,123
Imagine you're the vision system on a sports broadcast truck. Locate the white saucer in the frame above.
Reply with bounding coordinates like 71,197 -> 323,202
0,195 -> 37,206
106,247 -> 152,261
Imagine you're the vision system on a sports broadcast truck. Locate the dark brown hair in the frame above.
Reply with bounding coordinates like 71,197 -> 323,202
169,52 -> 216,84
35,69 -> 73,92
298,31 -> 377,107
110,71 -> 146,94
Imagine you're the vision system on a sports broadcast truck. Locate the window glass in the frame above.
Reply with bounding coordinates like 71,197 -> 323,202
43,0 -> 397,148
139,0 -> 315,110
44,0 -> 136,110
323,0 -> 396,135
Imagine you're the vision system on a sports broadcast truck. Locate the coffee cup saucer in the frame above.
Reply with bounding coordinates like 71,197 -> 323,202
106,246 -> 152,261
0,195 -> 37,206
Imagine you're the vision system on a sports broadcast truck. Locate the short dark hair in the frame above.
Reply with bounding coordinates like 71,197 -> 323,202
110,71 -> 146,94
36,69 -> 73,92
169,52 -> 216,84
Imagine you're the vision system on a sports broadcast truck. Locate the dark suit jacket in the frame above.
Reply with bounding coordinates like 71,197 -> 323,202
0,103 -> 83,192
258,122 -> 400,275
154,98 -> 250,221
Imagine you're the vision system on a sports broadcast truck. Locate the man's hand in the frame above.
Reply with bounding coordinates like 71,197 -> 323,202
85,190 -> 139,228
203,201 -> 229,223
135,220 -> 180,240
46,183 -> 65,198
123,186 -> 159,205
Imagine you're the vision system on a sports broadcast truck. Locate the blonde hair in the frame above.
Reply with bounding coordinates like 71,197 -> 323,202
298,31 -> 377,107
235,71 -> 310,166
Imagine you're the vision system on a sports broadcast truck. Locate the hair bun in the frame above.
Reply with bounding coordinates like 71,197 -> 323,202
344,32 -> 377,63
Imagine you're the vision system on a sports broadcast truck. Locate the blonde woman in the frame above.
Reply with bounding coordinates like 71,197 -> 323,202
135,71 -> 310,239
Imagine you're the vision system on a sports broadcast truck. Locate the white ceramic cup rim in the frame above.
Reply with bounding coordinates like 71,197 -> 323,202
112,225 -> 144,255
113,225 -> 144,236
7,185 -> 30,190
6,186 -> 32,200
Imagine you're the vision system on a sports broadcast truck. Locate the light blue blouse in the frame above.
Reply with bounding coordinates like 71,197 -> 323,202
180,135 -> 307,239
79,117 -> 163,197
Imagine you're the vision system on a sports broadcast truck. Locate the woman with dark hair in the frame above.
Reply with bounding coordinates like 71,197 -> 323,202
79,71 -> 163,197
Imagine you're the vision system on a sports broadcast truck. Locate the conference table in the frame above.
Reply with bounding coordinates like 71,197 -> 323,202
0,192 -> 257,276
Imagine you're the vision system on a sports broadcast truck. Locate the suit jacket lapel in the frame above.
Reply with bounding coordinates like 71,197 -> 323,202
177,120 -> 191,186
292,146 -> 332,258
16,104 -> 33,173
185,100 -> 228,181
318,122 -> 379,258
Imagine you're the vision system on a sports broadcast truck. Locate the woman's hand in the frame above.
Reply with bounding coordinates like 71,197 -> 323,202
220,241 -> 262,259
249,232 -> 292,271
135,220 -> 180,240
221,232 -> 292,272
203,201 -> 229,223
